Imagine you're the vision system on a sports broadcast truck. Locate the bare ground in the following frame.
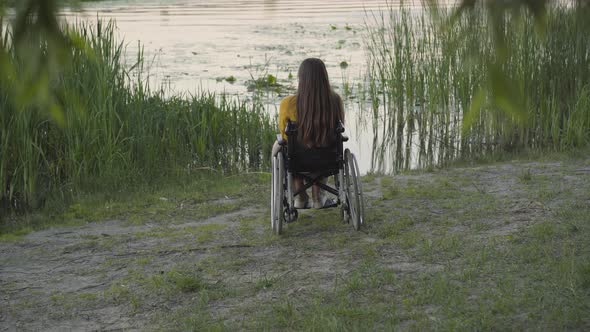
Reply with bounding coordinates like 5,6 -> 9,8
1,157 -> 589,331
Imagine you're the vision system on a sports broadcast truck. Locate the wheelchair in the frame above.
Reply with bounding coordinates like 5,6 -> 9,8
270,120 -> 364,235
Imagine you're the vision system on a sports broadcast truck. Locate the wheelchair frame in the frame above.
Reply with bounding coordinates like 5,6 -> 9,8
271,121 -> 364,235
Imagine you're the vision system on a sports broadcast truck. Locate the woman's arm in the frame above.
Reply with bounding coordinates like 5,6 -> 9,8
279,96 -> 296,139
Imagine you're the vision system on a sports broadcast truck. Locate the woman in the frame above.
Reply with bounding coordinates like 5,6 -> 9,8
277,58 -> 344,209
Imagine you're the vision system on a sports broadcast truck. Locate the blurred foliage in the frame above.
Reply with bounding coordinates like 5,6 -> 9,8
0,0 -> 84,125
426,0 -> 590,131
1,19 -> 275,213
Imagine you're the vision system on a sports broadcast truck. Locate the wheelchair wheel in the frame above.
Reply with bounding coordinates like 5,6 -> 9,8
339,167 -> 350,224
344,149 -> 363,230
271,151 -> 285,235
271,156 -> 275,229
351,149 -> 365,226
341,203 -> 349,224
271,154 -> 277,230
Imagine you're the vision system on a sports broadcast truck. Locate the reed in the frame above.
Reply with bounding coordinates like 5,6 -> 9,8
0,21 -> 275,212
363,4 -> 590,172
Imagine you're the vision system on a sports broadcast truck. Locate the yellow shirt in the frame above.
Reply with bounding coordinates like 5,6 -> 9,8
279,95 -> 297,140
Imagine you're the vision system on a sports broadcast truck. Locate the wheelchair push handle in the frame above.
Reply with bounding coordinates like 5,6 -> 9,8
337,121 -> 349,142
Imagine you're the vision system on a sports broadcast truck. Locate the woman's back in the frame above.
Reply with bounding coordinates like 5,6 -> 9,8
278,58 -> 343,148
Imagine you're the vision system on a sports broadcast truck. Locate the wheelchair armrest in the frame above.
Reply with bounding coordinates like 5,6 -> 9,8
276,134 -> 287,146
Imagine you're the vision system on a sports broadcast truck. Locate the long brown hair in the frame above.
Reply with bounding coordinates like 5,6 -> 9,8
295,58 -> 344,147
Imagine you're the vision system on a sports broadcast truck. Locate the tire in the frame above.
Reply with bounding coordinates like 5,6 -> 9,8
351,152 -> 365,226
345,150 -> 362,230
271,155 -> 276,230
273,151 -> 285,235
340,160 -> 350,224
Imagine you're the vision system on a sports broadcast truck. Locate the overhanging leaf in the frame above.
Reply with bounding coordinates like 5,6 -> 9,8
462,87 -> 485,135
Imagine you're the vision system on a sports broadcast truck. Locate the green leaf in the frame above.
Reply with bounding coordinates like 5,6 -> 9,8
489,64 -> 527,124
48,102 -> 65,127
462,87 -> 485,134
267,74 -> 276,85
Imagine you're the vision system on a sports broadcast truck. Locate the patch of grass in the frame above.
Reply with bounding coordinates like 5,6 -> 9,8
158,290 -> 226,331
79,292 -> 99,302
135,267 -> 212,299
362,172 -> 379,184
530,221 -> 556,242
578,262 -> 590,290
518,168 -> 533,183
245,266 -> 400,330
195,224 -> 228,243
255,273 -> 278,291
420,234 -> 464,261
238,215 -> 279,246
377,214 -> 414,239
380,176 -> 400,200
169,271 -> 205,293
1,172 -> 268,237
285,208 -> 341,235
105,283 -> 133,305
397,231 -> 424,249
327,232 -> 351,249
0,226 -> 32,241
135,256 -> 152,266
237,216 -> 258,237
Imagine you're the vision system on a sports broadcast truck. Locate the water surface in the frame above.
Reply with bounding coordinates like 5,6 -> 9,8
63,0 -> 450,174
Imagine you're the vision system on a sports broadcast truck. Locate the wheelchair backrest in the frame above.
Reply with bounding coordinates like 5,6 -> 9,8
285,120 -> 345,173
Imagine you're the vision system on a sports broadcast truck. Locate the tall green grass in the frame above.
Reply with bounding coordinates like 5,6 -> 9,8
0,21 -> 275,213
364,4 -> 590,172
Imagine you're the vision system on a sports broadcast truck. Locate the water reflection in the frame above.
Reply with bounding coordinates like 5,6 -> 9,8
263,0 -> 278,14
160,8 -> 170,23
356,96 -> 465,174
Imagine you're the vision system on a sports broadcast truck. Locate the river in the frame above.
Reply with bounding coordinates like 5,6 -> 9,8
61,0 -> 454,174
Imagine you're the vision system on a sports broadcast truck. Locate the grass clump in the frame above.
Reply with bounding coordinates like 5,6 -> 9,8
246,73 -> 283,93
168,271 -> 205,293
364,4 -> 590,172
0,20 -> 275,215
518,168 -> 533,183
